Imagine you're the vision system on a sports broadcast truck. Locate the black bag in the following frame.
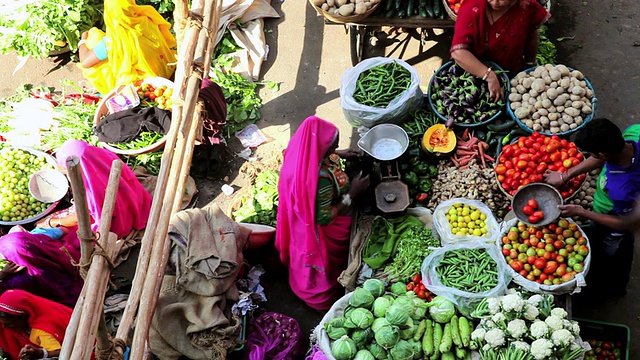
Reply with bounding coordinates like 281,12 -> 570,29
94,107 -> 171,144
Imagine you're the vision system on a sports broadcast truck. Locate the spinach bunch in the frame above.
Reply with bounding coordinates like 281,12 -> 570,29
232,170 -> 279,227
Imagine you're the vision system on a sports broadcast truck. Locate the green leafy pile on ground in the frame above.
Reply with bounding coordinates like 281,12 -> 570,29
232,170 -> 280,227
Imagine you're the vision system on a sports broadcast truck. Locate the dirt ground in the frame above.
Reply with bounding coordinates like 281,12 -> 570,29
1,0 -> 640,357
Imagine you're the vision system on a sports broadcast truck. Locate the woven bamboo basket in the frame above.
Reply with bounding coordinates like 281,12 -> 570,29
443,0 -> 457,21
308,0 -> 380,24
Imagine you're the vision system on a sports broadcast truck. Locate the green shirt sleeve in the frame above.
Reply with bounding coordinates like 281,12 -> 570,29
316,174 -> 337,226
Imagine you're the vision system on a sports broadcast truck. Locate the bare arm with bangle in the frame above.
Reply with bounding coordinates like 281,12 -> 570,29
544,156 -> 605,187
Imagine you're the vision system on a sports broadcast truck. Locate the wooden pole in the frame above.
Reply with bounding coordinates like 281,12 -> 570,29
65,155 -> 95,274
70,160 -> 123,360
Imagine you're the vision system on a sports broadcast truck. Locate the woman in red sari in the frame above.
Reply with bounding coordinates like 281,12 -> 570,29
0,290 -> 72,360
276,116 -> 369,310
450,0 -> 550,100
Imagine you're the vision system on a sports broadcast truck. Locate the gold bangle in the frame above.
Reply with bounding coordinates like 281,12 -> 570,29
482,67 -> 492,81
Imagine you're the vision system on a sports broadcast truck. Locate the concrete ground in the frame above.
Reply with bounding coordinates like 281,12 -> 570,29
1,0 -> 640,358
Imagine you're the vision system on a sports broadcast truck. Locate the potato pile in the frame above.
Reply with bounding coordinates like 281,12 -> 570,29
509,64 -> 595,134
311,0 -> 379,17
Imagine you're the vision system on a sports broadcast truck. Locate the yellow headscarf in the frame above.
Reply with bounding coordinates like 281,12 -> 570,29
79,0 -> 177,94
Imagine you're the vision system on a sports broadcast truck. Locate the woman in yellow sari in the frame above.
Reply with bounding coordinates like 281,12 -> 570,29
78,0 -> 177,94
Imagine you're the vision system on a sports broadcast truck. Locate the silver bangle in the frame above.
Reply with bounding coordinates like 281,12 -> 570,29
42,348 -> 49,359
341,194 -> 352,207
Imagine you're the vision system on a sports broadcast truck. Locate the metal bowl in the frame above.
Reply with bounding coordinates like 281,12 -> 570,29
511,183 -> 563,226
357,124 -> 409,161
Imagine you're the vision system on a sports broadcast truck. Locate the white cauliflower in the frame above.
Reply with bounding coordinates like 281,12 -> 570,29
506,288 -> 519,295
545,315 -> 564,331
470,328 -> 486,350
569,320 -> 581,336
484,328 -> 506,348
487,297 -> 500,315
492,312 -> 507,324
501,293 -> 525,313
523,303 -> 540,321
527,294 -> 544,306
507,319 -> 527,339
530,338 -> 554,360
530,320 -> 549,339
510,341 -> 531,352
551,307 -> 568,319
551,328 -> 575,347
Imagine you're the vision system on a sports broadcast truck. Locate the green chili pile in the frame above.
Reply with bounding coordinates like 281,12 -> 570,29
353,61 -> 412,108
401,107 -> 440,148
436,248 -> 498,293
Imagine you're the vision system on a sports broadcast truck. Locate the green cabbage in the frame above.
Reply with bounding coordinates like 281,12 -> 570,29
399,318 -> 415,340
352,328 -> 374,348
385,304 -> 410,327
329,317 -> 346,328
428,296 -> 456,324
373,297 -> 391,318
325,322 -> 349,340
411,297 -> 428,320
350,308 -> 374,329
349,288 -> 375,309
383,294 -> 395,303
407,339 -> 423,360
368,341 -> 389,360
374,325 -> 400,349
390,282 -> 406,295
354,349 -> 376,360
392,296 -> 415,316
332,335 -> 358,360
389,340 -> 415,360
371,317 -> 390,332
363,278 -> 386,298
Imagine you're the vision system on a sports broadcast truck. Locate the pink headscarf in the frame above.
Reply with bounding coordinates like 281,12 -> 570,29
276,116 -> 350,310
55,140 -> 152,239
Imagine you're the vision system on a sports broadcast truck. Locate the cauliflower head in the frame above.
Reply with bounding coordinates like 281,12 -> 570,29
530,320 -> 549,339
507,319 -> 527,339
510,341 -> 531,352
551,328 -> 575,348
485,328 -> 506,348
487,297 -> 500,315
470,328 -> 487,350
551,307 -> 568,319
501,293 -> 525,313
530,338 -> 554,360
523,303 -> 540,321
527,294 -> 544,307
545,315 -> 564,331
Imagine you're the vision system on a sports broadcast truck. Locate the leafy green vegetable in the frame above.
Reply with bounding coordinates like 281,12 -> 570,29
348,288 -> 375,309
354,349 -> 375,360
389,340 -> 415,360
232,170 -> 279,226
385,304 -> 410,327
380,226 -> 439,284
331,335 -> 358,360
362,278 -> 385,298
428,296 -> 456,324
371,317 -> 390,332
374,325 -> 400,350
372,297 -> 390,318
0,0 -> 102,58
110,131 -> 163,151
536,25 -> 557,66
350,308 -> 374,329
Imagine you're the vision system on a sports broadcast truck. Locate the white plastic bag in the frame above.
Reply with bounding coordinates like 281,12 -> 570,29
313,292 -> 352,360
421,240 -> 511,316
498,218 -> 591,295
433,198 -> 500,245
340,57 -> 423,128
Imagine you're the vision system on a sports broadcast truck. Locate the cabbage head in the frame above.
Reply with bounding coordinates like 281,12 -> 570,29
407,339 -> 423,359
368,341 -> 389,360
383,294 -> 395,304
332,335 -> 357,360
389,340 -> 415,360
390,282 -> 406,296
349,288 -> 375,309
371,317 -> 390,332
354,349 -> 376,360
350,308 -> 374,329
325,322 -> 349,340
399,318 -> 415,339
363,278 -> 386,298
392,296 -> 415,316
428,296 -> 456,324
385,304 -> 410,327
373,297 -> 391,318
352,328 -> 374,348
411,297 -> 428,320
374,325 -> 400,349
329,317 -> 346,328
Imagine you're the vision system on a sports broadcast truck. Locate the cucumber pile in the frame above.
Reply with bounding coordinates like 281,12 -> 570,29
376,0 -> 447,19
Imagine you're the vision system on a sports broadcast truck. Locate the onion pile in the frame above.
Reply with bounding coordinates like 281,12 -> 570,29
244,312 -> 305,360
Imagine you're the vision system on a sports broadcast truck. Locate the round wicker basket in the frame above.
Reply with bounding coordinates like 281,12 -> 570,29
308,0 -> 380,24
443,0 -> 457,21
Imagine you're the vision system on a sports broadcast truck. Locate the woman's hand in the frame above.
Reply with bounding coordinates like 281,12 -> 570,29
0,261 -> 24,280
349,172 -> 370,197
335,148 -> 363,159
544,170 -> 566,188
486,71 -> 504,102
557,204 -> 586,218
18,345 -> 41,360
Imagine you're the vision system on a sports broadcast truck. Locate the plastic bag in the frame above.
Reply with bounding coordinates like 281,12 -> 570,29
421,240 -> 511,315
498,218 -> 591,295
340,57 -> 423,128
433,198 -> 500,245
313,292 -> 353,360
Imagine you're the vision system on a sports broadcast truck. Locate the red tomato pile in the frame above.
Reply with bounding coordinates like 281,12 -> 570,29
406,273 -> 434,301
584,339 -> 624,360
501,218 -> 589,285
446,0 -> 464,15
495,132 -> 587,198
522,198 -> 545,224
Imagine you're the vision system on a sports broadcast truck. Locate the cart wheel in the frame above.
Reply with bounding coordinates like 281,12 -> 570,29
349,25 -> 367,66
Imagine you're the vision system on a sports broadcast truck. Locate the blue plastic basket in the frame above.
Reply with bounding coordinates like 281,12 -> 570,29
505,66 -> 598,137
427,60 -> 510,128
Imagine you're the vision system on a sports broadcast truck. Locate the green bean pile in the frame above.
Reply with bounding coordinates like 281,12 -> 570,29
353,61 -> 412,108
436,248 -> 499,293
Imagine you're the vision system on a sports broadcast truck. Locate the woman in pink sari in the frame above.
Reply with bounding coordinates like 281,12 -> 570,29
450,0 -> 550,100
276,116 -> 369,310
50,140 -> 152,239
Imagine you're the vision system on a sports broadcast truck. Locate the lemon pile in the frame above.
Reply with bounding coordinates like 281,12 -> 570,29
445,203 -> 488,237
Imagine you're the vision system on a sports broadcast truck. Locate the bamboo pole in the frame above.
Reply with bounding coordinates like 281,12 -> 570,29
65,155 -> 95,275
70,160 -> 123,360
173,0 -> 189,46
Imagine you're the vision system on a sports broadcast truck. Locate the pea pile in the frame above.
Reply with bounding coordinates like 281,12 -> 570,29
436,248 -> 499,293
445,203 -> 488,237
0,147 -> 53,222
